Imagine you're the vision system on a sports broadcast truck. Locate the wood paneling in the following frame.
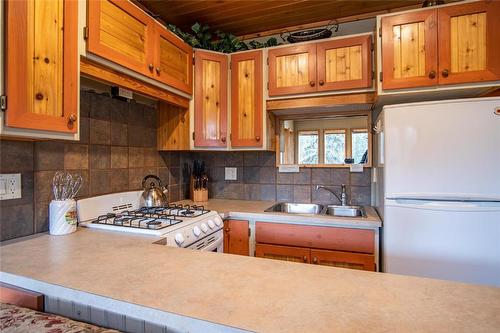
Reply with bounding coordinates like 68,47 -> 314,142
6,0 -> 78,133
158,102 -> 189,151
317,35 -> 372,91
311,249 -> 376,271
224,220 -> 249,256
381,9 -> 438,89
438,1 -> 500,85
87,0 -> 155,77
194,50 -> 228,147
255,243 -> 310,263
80,58 -> 189,108
266,92 -> 376,110
0,283 -> 44,312
155,25 -> 193,94
231,51 -> 263,147
255,222 -> 375,254
138,0 -> 424,37
268,44 -> 317,96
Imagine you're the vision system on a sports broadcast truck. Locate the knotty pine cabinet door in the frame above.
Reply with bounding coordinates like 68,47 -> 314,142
5,0 -> 78,133
87,0 -> 155,78
316,35 -> 372,91
268,44 -> 317,96
153,25 -> 193,95
255,244 -> 310,264
194,50 -> 228,147
223,220 -> 249,256
230,51 -> 263,147
437,1 -> 500,85
311,249 -> 376,271
381,9 -> 438,90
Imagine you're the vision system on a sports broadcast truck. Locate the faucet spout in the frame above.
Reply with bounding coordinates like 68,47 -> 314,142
316,185 -> 348,206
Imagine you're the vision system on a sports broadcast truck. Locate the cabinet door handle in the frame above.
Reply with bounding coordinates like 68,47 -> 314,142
313,257 -> 318,264
221,136 -> 226,143
255,135 -> 260,142
441,69 -> 449,78
319,80 -> 325,86
67,114 -> 77,124
148,63 -> 154,72
303,256 -> 308,262
428,70 -> 436,79
224,228 -> 230,232
156,67 -> 161,74
309,81 -> 316,87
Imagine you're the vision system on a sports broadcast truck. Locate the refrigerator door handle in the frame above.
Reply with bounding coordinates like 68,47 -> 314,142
386,193 -> 500,203
386,198 -> 500,212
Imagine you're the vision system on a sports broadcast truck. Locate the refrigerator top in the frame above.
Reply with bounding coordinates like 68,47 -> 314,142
382,96 -> 500,111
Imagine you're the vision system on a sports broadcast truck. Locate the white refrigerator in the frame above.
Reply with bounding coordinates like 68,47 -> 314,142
374,97 -> 500,287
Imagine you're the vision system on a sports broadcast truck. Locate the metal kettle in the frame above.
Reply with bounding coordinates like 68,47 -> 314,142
140,175 -> 169,207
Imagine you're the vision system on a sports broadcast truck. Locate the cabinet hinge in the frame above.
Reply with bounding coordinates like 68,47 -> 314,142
229,133 -> 232,141
371,71 -> 374,80
378,26 -> 382,38
229,61 -> 232,70
192,56 -> 195,65
248,228 -> 251,237
266,57 -> 269,65
83,26 -> 89,40
0,95 -> 6,111
267,82 -> 269,90
192,131 -> 195,141
379,72 -> 383,82
371,43 -> 374,52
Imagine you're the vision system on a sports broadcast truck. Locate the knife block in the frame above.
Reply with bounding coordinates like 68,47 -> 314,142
190,177 -> 208,202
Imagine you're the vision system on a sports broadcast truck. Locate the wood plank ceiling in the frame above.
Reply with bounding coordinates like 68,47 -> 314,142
137,0 -> 425,37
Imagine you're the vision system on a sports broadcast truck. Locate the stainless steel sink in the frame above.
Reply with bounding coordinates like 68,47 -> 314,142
265,203 -> 324,214
325,205 -> 366,217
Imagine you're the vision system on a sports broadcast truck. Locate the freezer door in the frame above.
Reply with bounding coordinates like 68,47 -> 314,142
382,199 -> 500,286
384,98 -> 500,200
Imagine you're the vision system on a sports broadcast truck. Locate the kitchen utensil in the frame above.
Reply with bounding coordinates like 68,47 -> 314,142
140,175 -> 169,207
61,172 -> 73,200
69,174 -> 83,199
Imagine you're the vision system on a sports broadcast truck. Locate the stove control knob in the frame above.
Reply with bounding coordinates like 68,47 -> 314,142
174,233 -> 184,246
193,226 -> 201,237
214,216 -> 222,226
208,220 -> 215,229
201,223 -> 208,233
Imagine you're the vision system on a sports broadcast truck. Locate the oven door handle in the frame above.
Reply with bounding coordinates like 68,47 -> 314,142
201,233 -> 223,252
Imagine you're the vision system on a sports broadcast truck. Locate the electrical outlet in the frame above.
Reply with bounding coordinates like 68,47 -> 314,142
0,174 -> 22,200
225,167 -> 237,180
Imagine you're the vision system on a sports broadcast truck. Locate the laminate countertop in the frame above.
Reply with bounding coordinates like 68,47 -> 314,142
175,199 -> 382,228
1,228 -> 500,332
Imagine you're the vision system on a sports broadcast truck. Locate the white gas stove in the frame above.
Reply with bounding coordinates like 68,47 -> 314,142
77,191 -> 223,251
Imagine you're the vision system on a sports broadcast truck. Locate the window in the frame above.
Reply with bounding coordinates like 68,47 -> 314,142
324,130 -> 346,164
298,130 -> 319,164
352,129 -> 368,164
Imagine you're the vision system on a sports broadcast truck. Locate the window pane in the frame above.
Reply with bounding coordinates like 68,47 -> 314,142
298,133 -> 318,164
352,131 -> 368,164
324,132 -> 345,164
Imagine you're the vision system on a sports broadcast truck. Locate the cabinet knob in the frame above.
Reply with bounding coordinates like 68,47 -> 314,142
313,257 -> 318,264
156,67 -> 161,74
303,256 -> 308,262
221,136 -> 226,143
441,69 -> 449,78
428,70 -> 436,79
148,63 -> 154,72
309,81 -> 316,87
224,227 -> 230,232
319,80 -> 325,86
255,135 -> 260,142
68,114 -> 77,123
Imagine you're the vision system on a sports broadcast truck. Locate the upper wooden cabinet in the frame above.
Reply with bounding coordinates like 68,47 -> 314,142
268,34 -> 373,97
5,0 -> 78,133
87,0 -> 193,95
316,35 -> 372,91
224,220 -> 249,256
230,50 -> 263,148
194,50 -> 228,147
437,1 -> 500,85
381,1 -> 500,90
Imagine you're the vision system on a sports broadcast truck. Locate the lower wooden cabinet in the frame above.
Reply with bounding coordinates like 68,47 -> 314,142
255,244 -> 310,263
311,249 -> 375,271
223,220 -> 249,256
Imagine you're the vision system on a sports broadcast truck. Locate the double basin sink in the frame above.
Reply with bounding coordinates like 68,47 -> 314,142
265,202 -> 366,218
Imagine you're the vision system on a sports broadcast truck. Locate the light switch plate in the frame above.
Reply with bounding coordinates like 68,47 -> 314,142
349,164 -> 364,173
0,173 -> 22,200
225,167 -> 237,180
278,165 -> 299,173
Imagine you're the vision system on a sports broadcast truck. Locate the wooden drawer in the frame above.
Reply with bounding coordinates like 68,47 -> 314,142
255,222 -> 374,254
311,249 -> 375,271
255,243 -> 310,263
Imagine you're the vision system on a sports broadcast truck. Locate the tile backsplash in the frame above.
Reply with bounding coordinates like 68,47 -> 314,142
0,90 -> 371,241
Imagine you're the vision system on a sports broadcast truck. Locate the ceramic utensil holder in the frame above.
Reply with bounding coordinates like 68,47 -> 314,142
190,177 -> 208,202
49,199 -> 77,235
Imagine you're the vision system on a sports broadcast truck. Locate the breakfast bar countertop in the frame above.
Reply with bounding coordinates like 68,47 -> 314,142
1,228 -> 500,333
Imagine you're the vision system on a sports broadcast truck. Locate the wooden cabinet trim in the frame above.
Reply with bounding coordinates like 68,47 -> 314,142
153,24 -> 193,95
194,50 -> 228,147
268,44 -> 317,96
437,1 -> 500,85
87,0 -> 155,77
223,219 -> 249,256
311,249 -> 375,271
255,222 -> 375,254
255,243 -> 311,263
381,9 -> 438,90
316,35 -> 373,91
230,50 -> 263,147
5,0 -> 78,133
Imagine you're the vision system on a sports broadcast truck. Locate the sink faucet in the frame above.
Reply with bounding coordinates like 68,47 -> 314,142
316,184 -> 347,206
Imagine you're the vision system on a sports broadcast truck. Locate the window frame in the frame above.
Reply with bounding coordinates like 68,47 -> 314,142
323,128 -> 347,165
297,129 -> 320,165
351,128 -> 369,164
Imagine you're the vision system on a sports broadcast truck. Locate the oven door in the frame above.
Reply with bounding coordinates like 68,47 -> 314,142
187,229 -> 223,252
